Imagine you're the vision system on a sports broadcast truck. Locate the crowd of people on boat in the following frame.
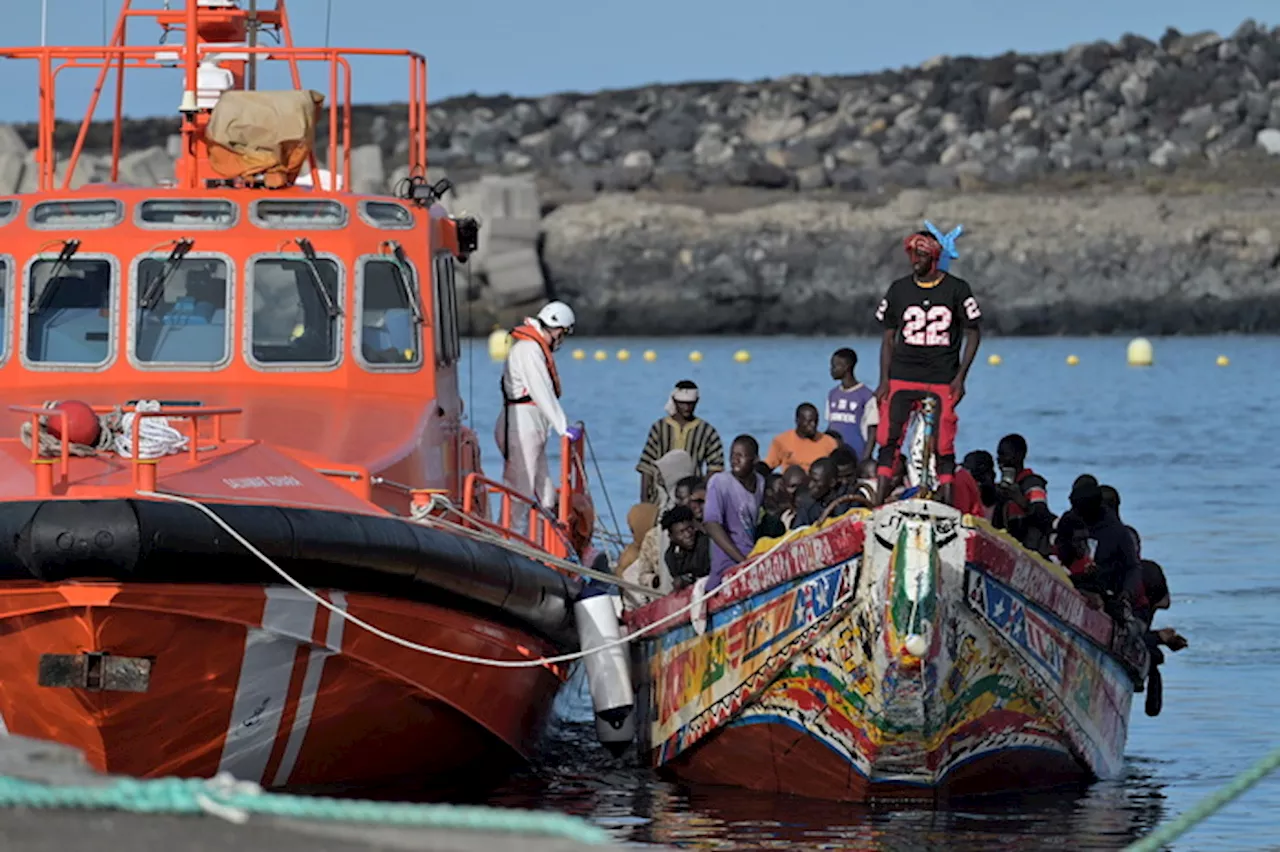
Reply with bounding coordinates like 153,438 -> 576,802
495,224 -> 1185,711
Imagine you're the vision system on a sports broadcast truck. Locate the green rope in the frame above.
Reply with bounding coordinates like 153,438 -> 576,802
1125,743 -> 1280,852
0,774 -> 613,846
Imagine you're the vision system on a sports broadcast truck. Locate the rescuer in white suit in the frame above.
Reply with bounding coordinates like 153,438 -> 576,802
496,301 -> 583,508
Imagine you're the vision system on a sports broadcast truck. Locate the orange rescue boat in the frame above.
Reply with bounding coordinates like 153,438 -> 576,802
0,0 -> 600,795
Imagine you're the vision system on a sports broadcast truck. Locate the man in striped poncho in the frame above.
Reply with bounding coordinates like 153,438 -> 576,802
636,380 -> 725,504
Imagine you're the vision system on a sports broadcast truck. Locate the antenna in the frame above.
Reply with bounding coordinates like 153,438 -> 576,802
324,0 -> 333,48
40,0 -> 48,47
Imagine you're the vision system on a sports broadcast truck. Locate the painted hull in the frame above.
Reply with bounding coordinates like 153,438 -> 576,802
0,581 -> 566,793
630,500 -> 1147,802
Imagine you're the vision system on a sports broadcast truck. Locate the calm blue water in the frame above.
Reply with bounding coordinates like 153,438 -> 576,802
461,334 -> 1280,852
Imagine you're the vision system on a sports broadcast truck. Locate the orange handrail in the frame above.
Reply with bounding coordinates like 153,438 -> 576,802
10,403 -> 243,496
1,2 -> 430,193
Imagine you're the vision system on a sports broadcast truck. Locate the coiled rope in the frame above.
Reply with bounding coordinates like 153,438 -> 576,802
1124,743 -> 1280,852
0,770 -> 612,844
139,489 -> 809,669
19,399 -> 188,459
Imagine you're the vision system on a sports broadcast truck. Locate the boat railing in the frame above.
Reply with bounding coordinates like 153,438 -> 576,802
0,0 -> 429,193
10,403 -> 243,497
459,430 -> 593,565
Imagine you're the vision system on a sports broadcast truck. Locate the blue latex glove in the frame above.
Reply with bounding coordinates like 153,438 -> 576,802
565,422 -> 584,443
924,220 -> 964,272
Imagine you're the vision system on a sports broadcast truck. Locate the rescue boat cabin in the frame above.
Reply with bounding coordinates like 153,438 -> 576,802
0,0 -> 505,522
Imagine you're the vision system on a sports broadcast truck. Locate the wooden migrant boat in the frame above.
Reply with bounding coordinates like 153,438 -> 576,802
627,498 -> 1151,801
0,0 -> 598,795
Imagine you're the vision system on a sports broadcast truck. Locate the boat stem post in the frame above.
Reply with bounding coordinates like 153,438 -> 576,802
33,460 -> 54,497
136,460 -> 157,493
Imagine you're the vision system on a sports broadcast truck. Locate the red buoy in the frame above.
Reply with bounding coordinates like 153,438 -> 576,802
46,400 -> 101,446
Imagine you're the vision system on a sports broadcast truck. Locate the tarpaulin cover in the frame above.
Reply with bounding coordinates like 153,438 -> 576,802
205,90 -> 324,188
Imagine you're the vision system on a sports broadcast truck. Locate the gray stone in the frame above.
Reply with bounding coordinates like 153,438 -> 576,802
742,114 -> 804,146
795,163 -> 829,191
0,153 -> 24,194
349,143 -> 386,194
693,133 -> 734,168
618,149 -> 655,188
1148,139 -> 1189,168
1257,128 -> 1280,155
831,140 -> 881,169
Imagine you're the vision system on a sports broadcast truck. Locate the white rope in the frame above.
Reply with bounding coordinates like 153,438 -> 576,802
115,400 -> 188,459
137,490 -> 808,669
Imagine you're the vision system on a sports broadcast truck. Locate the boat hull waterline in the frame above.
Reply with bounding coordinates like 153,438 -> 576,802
629,500 -> 1142,802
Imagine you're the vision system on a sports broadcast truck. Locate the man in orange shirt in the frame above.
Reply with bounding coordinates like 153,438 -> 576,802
765,403 -> 838,473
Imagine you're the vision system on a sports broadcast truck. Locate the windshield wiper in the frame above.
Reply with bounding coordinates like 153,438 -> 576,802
139,238 -> 194,309
30,238 -> 81,315
294,237 -> 341,318
386,241 -> 424,325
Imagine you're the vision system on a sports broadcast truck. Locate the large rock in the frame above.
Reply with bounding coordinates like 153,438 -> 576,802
542,189 -> 1280,335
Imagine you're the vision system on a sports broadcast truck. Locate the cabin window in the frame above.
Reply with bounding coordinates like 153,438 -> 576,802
29,199 -> 124,230
25,256 -> 115,366
132,254 -> 231,367
0,200 -> 17,227
358,201 -> 414,229
249,199 -> 347,229
248,255 -> 343,366
432,253 -> 460,365
357,257 -> 422,369
137,198 -> 237,229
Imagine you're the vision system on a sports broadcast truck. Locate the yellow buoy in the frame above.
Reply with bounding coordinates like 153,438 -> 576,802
487,327 -> 513,362
643,349 -> 657,362
1127,337 -> 1154,367
616,349 -> 631,362
572,348 -> 586,361
593,349 -> 608,361
689,350 -> 703,363
1216,354 -> 1230,367
987,353 -> 1002,366
733,349 -> 751,363
1066,354 -> 1080,366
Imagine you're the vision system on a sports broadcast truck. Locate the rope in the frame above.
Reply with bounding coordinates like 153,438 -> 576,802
18,399 -> 188,460
137,490 -> 800,669
407,493 -> 655,597
583,431 -> 625,546
115,399 -> 189,459
0,771 -> 612,844
18,400 -> 120,457
1124,743 -> 1280,852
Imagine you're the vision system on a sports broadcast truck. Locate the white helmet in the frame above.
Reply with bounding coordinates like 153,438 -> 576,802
536,300 -> 576,333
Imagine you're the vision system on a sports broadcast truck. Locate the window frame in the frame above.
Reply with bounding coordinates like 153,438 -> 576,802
126,249 -> 237,372
432,252 -> 461,366
248,198 -> 349,230
0,199 -> 19,227
28,198 -> 125,231
20,251 -> 121,372
134,198 -> 239,231
0,254 -> 13,367
357,200 -> 415,230
244,250 -> 346,372
353,254 -> 424,373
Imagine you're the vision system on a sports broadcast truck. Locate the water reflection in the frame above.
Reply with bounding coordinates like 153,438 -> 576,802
488,722 -> 1168,851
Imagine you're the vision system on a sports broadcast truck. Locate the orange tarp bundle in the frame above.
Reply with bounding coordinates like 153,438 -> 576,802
205,90 -> 324,188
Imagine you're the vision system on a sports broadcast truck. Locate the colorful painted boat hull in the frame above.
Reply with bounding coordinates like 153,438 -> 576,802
629,500 -> 1146,801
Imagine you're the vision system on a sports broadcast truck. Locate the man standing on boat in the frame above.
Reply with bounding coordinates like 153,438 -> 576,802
496,301 -> 582,509
635,380 -> 725,504
873,230 -> 982,506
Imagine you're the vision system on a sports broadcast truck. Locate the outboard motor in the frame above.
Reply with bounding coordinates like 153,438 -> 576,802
573,580 -> 635,756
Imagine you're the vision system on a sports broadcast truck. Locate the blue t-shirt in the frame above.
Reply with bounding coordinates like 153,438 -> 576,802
826,383 -> 876,458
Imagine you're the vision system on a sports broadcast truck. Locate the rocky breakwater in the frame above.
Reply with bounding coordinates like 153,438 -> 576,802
542,188 -> 1280,335
427,21 -> 1280,194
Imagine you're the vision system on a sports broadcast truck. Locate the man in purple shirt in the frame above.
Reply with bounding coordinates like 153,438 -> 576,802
826,347 -> 879,462
704,435 -> 766,588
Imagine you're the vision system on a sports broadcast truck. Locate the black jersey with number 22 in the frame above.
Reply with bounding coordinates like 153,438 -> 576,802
875,273 -> 982,384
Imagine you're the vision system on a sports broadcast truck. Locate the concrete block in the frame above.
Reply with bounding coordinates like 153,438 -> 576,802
485,246 -> 547,307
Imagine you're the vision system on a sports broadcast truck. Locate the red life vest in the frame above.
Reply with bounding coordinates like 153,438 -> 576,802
505,322 -> 561,403
1002,468 -> 1047,520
